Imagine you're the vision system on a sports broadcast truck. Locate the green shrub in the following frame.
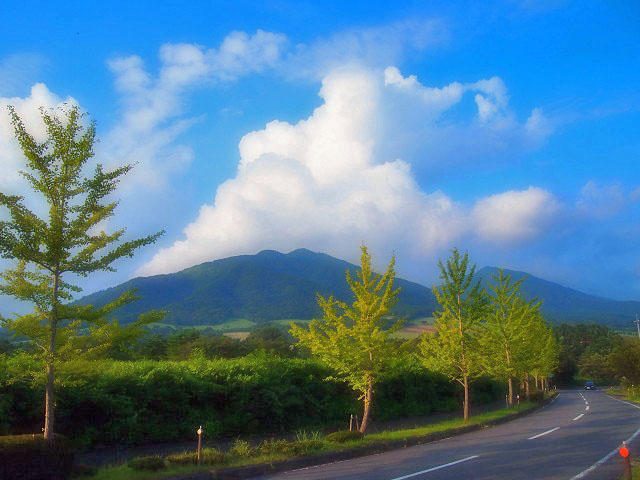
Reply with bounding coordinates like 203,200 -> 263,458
257,438 -> 325,457
326,430 -> 364,443
257,438 -> 291,456
0,434 -> 74,480
295,430 -> 322,442
229,439 -> 254,457
288,439 -> 325,455
166,448 -> 226,465
0,354 -> 502,447
529,391 -> 545,403
127,455 -> 166,471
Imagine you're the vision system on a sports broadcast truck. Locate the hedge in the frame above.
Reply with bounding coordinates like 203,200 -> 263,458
0,434 -> 74,480
0,353 -> 502,447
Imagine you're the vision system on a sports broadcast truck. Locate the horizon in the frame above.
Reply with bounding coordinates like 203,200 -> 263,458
1,1 -> 639,316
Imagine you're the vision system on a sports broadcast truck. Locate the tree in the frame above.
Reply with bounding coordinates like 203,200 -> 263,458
0,105 -> 162,439
419,248 -> 488,421
481,270 -> 537,405
290,246 -> 401,433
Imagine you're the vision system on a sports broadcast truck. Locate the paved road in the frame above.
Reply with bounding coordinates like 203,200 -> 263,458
253,390 -> 640,480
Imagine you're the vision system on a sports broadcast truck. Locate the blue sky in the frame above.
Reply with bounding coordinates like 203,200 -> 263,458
0,0 -> 639,315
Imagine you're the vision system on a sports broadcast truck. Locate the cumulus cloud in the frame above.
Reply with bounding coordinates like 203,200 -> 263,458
140,67 -> 555,275
472,187 -> 559,243
379,67 -> 553,170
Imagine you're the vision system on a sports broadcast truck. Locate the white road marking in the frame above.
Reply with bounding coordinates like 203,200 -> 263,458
573,414 -> 584,421
528,427 -> 560,440
389,455 -> 480,480
570,395 -> 640,479
585,406 -> 590,411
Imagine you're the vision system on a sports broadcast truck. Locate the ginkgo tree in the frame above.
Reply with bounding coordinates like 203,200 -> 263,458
419,248 -> 488,422
290,246 -> 402,433
0,105 -> 162,439
481,270 -> 538,406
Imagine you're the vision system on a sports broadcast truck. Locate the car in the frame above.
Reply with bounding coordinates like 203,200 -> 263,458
584,381 -> 596,390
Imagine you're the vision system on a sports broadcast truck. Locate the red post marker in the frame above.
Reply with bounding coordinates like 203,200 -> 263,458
620,441 -> 632,480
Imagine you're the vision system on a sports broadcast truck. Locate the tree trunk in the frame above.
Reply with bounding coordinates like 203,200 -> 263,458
43,360 -> 55,439
525,376 -> 530,400
359,379 -> 373,433
44,271 -> 60,440
507,377 -> 514,407
463,375 -> 470,422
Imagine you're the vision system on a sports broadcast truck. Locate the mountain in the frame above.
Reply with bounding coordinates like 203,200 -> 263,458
77,249 -> 436,326
476,267 -> 640,328
77,250 -> 640,329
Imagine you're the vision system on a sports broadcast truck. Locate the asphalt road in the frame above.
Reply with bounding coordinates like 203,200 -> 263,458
253,390 -> 640,480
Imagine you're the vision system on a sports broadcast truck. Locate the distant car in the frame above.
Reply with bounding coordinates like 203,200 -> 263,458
584,381 -> 596,390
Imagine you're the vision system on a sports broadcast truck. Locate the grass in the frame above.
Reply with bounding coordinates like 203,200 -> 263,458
607,385 -> 640,403
89,400 -> 541,480
394,317 -> 435,339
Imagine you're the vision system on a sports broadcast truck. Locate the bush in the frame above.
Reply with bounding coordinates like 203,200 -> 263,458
257,438 -> 325,457
229,439 -> 253,457
529,391 -> 545,403
0,354 -> 502,447
128,455 -> 166,471
0,434 -> 74,480
257,439 -> 291,456
325,430 -> 364,443
166,448 -> 226,465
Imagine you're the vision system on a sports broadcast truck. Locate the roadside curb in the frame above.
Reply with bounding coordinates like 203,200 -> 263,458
169,393 -> 558,480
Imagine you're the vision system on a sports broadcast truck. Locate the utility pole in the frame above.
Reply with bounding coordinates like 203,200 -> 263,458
635,315 -> 640,340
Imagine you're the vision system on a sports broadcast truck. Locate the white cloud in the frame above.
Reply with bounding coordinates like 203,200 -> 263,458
284,19 -> 448,80
379,68 -> 553,169
140,67 -> 555,276
472,187 -> 559,243
102,30 -> 288,190
576,181 -> 627,219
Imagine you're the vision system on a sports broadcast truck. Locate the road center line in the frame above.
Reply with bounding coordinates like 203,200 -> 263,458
389,455 -> 480,480
528,427 -> 560,440
573,414 -> 584,421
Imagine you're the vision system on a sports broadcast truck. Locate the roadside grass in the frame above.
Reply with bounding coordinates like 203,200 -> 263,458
88,401 -> 538,480
607,386 -> 640,403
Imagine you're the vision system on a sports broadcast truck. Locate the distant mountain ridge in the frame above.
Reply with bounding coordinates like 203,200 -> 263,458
77,249 -> 436,326
77,249 -> 640,329
476,266 -> 640,328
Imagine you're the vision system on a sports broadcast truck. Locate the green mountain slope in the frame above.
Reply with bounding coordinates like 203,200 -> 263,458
476,267 -> 640,328
76,251 -> 640,329
77,249 -> 435,326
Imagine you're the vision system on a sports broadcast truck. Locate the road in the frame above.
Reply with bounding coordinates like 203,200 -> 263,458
253,390 -> 640,480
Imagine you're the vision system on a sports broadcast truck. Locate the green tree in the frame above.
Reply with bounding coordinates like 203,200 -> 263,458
290,246 -> 401,433
481,270 -> 538,405
419,248 -> 488,421
519,310 -> 557,396
0,105 -> 162,439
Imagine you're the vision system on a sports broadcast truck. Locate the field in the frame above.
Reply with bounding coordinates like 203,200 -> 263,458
147,317 -> 434,341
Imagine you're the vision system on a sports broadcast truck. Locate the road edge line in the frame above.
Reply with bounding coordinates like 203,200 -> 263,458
569,395 -> 640,479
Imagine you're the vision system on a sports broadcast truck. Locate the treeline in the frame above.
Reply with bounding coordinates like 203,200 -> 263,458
0,353 -> 500,446
554,323 -> 640,385
290,247 -> 557,430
